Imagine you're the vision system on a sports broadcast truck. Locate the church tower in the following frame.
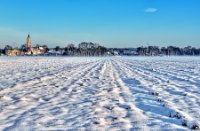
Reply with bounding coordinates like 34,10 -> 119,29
27,33 -> 31,50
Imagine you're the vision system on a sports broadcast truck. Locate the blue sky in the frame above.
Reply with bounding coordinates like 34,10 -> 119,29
0,0 -> 200,48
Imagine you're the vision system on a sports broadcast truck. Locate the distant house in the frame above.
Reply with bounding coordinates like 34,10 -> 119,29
26,46 -> 47,55
47,48 -> 64,56
123,48 -> 137,55
5,49 -> 21,56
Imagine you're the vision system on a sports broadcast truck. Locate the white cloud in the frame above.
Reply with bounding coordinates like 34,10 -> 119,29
145,8 -> 158,13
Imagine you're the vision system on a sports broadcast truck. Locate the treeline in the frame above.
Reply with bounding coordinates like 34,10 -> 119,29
52,42 -> 107,56
110,46 -> 200,56
0,43 -> 200,56
64,42 -> 107,56
0,42 -> 108,56
137,46 -> 200,56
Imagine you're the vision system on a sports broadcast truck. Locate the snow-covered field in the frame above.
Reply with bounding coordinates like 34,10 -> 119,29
0,56 -> 200,130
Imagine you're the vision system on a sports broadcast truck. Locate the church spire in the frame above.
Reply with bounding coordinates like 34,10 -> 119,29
27,33 -> 31,50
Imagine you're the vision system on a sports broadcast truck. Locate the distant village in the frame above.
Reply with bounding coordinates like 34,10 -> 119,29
1,34 -> 49,56
0,34 -> 200,56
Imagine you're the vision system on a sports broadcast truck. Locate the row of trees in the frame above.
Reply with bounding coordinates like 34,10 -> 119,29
56,42 -> 107,56
0,43 -> 200,56
110,46 -> 200,56
0,42 -> 108,56
135,46 -> 200,56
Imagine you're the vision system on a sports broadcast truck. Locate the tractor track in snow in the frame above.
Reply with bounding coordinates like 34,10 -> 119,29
113,59 -> 200,130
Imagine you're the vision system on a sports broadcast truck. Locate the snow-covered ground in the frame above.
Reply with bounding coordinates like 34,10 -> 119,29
0,56 -> 200,130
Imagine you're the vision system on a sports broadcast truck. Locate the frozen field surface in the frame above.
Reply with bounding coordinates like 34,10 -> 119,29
0,56 -> 200,130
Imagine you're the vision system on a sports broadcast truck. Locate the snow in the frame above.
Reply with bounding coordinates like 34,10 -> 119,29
0,56 -> 200,130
